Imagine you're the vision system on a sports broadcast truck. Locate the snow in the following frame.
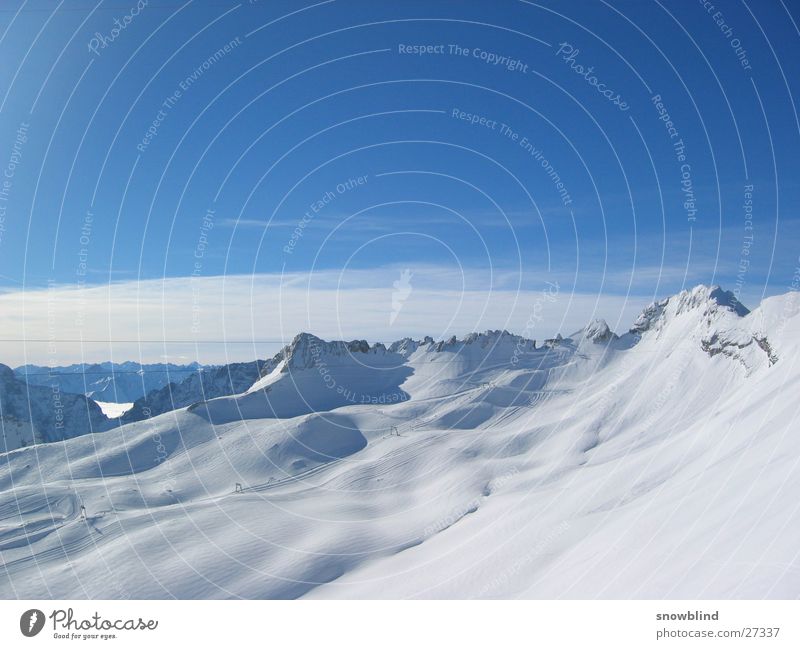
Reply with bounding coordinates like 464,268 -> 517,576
1,285 -> 799,599
93,402 -> 134,418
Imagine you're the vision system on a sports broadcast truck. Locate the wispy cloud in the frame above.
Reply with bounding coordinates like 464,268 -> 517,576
0,267 -> 659,365
217,208 -> 548,233
217,218 -> 273,229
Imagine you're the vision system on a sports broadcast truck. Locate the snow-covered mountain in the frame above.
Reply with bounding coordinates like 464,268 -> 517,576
0,364 -> 112,452
15,361 -> 204,403
1,285 -> 799,599
121,360 -> 269,423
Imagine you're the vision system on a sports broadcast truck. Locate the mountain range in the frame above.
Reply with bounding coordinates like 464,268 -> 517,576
14,361 -> 204,404
1,284 -> 798,598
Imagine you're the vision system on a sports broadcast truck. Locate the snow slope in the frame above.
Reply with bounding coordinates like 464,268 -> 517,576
1,285 -> 799,599
94,402 -> 134,419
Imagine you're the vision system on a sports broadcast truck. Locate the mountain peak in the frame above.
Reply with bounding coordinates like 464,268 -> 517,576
279,332 -> 382,371
630,284 -> 749,334
583,319 -> 617,343
705,286 -> 750,316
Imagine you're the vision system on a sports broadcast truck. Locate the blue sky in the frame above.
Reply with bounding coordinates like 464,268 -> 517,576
0,0 -> 798,363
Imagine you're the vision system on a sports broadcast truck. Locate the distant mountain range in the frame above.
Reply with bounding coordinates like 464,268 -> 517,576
14,361 -> 204,403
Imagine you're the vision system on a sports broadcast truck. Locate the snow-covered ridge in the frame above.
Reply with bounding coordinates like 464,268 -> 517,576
276,332 -> 392,372
630,284 -> 749,334
268,329 -> 539,373
267,285 -> 752,374
626,285 -> 777,373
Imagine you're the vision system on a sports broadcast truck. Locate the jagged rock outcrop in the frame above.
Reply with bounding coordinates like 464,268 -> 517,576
700,332 -> 779,369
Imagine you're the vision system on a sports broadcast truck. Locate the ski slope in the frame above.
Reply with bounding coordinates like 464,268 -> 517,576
1,286 -> 799,599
